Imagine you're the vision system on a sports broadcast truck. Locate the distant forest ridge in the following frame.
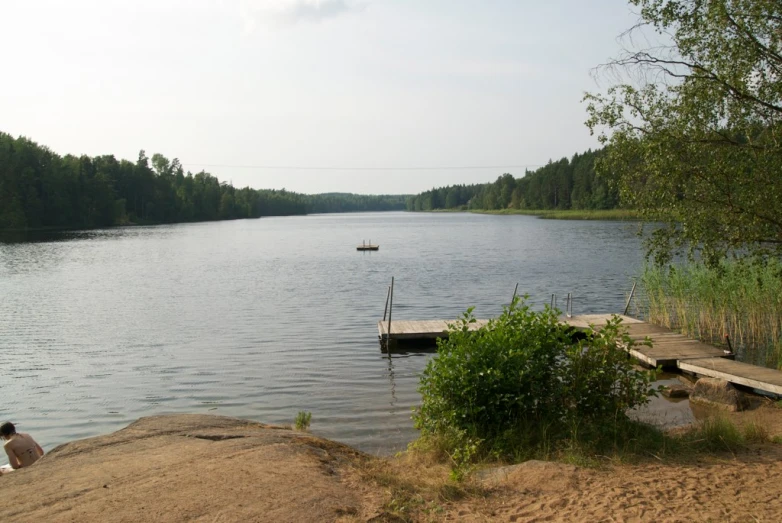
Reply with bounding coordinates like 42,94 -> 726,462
407,148 -> 619,211
0,132 -> 408,230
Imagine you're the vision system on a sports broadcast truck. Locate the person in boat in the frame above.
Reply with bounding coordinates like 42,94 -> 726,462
2,421 -> 44,470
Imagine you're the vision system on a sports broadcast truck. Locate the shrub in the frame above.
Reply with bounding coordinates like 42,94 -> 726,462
413,298 -> 656,465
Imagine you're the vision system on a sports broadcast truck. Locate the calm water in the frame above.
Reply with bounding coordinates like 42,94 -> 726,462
1,212 -> 655,454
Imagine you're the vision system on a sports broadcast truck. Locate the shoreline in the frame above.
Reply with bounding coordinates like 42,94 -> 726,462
3,413 -> 782,521
0,209 -> 641,237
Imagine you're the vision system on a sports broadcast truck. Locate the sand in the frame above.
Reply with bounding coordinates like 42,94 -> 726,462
455,451 -> 782,522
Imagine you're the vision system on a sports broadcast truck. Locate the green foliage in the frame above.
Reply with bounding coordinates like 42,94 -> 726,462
585,0 -> 782,264
413,299 -> 656,466
0,132 -> 408,230
294,411 -> 312,431
406,149 -> 619,213
640,258 -> 782,368
306,192 -> 408,213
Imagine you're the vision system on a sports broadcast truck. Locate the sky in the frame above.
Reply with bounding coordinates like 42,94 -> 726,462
1,0 -> 639,195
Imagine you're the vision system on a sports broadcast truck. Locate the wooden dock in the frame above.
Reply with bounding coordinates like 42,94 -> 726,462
563,314 -> 731,367
377,319 -> 490,340
357,240 -> 379,251
377,312 -> 782,396
376,314 -> 729,367
678,358 -> 782,396
374,278 -> 782,396
563,315 -> 782,396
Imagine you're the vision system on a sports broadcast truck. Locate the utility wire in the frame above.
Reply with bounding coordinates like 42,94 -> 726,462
183,163 -> 543,171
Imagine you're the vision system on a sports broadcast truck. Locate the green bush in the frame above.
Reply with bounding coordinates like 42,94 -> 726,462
413,298 -> 656,465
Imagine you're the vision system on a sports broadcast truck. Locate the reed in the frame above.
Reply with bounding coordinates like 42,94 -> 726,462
294,411 -> 312,431
639,259 -> 782,368
469,208 -> 641,220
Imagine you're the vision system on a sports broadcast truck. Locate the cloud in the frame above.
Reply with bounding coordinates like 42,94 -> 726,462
240,0 -> 362,28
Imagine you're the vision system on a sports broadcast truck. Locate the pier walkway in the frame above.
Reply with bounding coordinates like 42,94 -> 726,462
565,314 -> 730,367
378,312 -> 782,397
377,319 -> 489,340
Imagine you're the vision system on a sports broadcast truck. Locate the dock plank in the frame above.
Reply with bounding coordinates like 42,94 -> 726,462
678,358 -> 782,396
628,342 -> 729,367
377,319 -> 490,340
561,314 -> 643,330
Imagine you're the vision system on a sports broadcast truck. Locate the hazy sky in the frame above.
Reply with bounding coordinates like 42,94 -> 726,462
1,0 -> 638,194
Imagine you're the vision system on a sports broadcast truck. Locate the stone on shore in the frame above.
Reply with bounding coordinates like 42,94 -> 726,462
689,377 -> 747,411
661,384 -> 691,399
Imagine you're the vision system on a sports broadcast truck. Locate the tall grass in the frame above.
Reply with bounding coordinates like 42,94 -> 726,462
294,411 -> 312,431
639,259 -> 782,368
469,208 -> 641,220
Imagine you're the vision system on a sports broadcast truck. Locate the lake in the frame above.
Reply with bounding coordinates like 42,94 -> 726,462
1,212 -> 655,455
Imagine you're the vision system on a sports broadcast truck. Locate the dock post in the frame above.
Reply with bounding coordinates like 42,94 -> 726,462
382,285 -> 391,321
385,277 -> 395,351
623,281 -> 637,316
566,293 -> 572,318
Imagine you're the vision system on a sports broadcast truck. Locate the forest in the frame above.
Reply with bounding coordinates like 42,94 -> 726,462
406,149 -> 618,212
0,132 -> 407,230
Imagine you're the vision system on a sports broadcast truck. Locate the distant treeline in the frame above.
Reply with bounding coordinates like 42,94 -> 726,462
0,132 -> 407,230
407,149 -> 619,211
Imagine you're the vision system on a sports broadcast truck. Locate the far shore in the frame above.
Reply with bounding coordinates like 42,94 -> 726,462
1,209 -> 643,238
418,208 -> 642,220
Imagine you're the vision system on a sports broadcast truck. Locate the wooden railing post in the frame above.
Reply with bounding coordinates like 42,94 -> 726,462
387,277 -> 394,345
382,285 -> 391,321
623,281 -> 637,316
566,292 -> 572,318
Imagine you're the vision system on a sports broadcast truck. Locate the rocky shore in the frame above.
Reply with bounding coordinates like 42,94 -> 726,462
0,415 -> 377,522
4,413 -> 782,522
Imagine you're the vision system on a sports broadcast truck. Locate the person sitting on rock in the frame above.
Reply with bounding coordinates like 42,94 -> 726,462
2,422 -> 44,470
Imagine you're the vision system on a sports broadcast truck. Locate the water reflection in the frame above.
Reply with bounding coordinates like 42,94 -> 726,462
631,372 -> 699,429
386,354 -> 397,409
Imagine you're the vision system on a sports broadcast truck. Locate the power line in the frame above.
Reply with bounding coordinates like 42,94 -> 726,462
183,163 -> 543,171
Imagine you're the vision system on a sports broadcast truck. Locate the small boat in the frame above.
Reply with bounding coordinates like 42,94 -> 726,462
357,240 -> 379,251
